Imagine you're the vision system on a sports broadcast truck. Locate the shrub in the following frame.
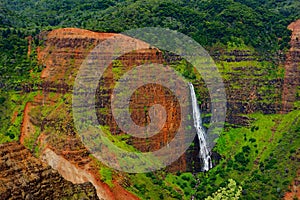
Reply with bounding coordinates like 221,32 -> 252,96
249,138 -> 256,143
235,152 -> 249,166
0,97 -> 5,104
242,146 -> 251,154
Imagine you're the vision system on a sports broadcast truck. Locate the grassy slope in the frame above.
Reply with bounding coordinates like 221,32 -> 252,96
194,110 -> 300,199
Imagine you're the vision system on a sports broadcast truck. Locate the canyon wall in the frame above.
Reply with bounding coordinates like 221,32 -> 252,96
22,28 -> 141,200
198,48 -> 285,126
33,27 -> 200,174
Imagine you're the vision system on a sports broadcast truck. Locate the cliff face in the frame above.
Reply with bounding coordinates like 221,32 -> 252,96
282,19 -> 300,200
194,48 -> 285,126
20,28 -> 142,200
0,142 -> 99,200
38,28 -> 115,85
282,19 -> 300,113
95,49 -> 199,172
31,27 -> 199,176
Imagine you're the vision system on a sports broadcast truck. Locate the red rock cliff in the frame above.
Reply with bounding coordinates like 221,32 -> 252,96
23,28 -> 142,200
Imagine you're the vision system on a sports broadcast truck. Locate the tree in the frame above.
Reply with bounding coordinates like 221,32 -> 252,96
205,179 -> 242,200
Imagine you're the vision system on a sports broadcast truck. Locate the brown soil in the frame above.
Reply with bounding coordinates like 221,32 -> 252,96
281,19 -> 300,113
39,28 -> 116,83
26,36 -> 32,56
111,180 -> 140,200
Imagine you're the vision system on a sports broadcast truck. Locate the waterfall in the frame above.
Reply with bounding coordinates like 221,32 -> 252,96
188,83 -> 212,171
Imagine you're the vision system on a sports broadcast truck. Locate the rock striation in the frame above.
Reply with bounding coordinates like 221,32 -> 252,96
0,142 -> 99,200
33,27 -> 200,175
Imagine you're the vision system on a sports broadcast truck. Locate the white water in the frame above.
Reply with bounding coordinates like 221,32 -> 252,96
188,83 -> 212,171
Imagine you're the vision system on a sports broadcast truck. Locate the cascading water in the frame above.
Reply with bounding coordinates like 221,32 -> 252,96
188,83 -> 212,171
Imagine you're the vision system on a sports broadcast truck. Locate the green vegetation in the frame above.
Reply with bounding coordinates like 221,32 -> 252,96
0,91 -> 37,143
100,167 -> 114,187
1,0 -> 299,54
98,125 -> 137,152
0,27 -> 42,142
193,110 -> 300,199
122,110 -> 299,199
127,171 -> 196,200
205,179 -> 242,200
0,28 -> 42,89
112,60 -> 124,80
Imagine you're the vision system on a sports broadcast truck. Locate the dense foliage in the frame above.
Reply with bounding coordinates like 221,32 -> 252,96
0,26 -> 43,140
0,29 -> 41,88
1,0 -> 299,54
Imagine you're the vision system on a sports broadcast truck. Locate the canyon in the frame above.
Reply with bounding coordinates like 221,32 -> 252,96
0,17 -> 298,199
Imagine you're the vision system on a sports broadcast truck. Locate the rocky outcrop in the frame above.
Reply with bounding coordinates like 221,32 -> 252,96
282,19 -> 300,113
0,142 -> 99,200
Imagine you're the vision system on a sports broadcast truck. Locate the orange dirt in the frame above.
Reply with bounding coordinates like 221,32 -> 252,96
39,28 -> 116,82
11,111 -> 18,123
111,180 -> 140,200
20,102 -> 34,144
26,36 -> 32,57
284,170 -> 300,200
